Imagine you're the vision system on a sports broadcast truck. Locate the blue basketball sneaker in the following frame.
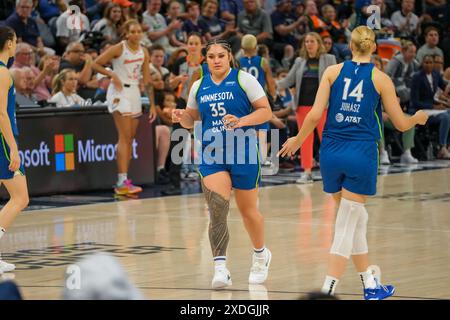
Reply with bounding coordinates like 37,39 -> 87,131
364,278 -> 395,300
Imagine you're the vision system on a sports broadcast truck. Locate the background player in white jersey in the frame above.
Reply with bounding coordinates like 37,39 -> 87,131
279,26 -> 428,300
172,39 -> 272,289
93,20 -> 157,196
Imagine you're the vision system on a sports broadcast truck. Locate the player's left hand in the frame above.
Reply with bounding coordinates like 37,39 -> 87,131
148,106 -> 157,123
277,136 -> 302,158
222,114 -> 240,130
9,148 -> 21,172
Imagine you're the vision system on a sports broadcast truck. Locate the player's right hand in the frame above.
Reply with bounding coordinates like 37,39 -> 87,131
111,74 -> 123,92
172,109 -> 185,123
414,110 -> 428,125
8,148 -> 21,172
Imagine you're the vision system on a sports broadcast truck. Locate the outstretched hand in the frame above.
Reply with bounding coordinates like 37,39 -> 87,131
277,136 -> 302,158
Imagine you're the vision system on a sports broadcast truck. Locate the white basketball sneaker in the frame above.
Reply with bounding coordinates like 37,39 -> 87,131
211,266 -> 232,289
0,259 -> 15,273
249,248 -> 272,284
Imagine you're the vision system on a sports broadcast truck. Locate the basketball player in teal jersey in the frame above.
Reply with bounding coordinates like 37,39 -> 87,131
279,26 -> 428,300
172,39 -> 273,289
0,26 -> 29,274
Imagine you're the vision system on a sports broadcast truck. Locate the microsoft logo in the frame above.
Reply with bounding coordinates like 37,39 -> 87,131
55,134 -> 75,172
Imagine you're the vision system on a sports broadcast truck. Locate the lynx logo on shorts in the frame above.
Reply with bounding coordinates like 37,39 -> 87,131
55,134 -> 75,172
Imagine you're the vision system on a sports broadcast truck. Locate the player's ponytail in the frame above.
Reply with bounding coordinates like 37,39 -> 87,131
351,26 -> 376,55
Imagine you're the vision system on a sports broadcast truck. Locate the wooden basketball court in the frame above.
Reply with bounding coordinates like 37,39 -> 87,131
1,167 -> 449,300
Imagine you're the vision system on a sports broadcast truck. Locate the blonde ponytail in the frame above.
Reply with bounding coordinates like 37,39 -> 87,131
351,26 -> 376,55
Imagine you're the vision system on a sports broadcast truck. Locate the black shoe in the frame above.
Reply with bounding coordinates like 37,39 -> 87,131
156,170 -> 171,185
161,186 -> 181,195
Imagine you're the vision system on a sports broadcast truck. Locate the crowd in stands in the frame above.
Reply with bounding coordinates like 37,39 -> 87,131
0,0 -> 449,187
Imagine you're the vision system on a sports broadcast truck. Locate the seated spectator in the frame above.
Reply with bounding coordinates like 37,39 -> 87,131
219,0 -> 244,23
11,42 -> 56,102
92,2 -> 124,43
165,0 -> 186,47
323,35 -> 342,62
23,66 -> 37,98
372,55 -> 418,164
416,26 -> 444,64
11,68 -> 27,96
410,55 -> 450,159
143,0 -> 182,55
11,68 -> 39,106
237,0 -> 273,47
321,4 -> 349,44
385,40 -> 419,108
304,0 -> 329,38
56,0 -> 90,49
390,0 -> 419,39
59,42 -> 96,100
5,0 -> 45,51
182,1 -> 208,43
49,69 -> 86,107
149,44 -> 169,77
201,0 -> 238,43
433,54 -> 445,77
271,0 -> 303,61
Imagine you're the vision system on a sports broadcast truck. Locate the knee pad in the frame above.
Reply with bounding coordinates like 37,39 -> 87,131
201,181 -> 230,258
330,198 -> 364,258
351,205 -> 368,255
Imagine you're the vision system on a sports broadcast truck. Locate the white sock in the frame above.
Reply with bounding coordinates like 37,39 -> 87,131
403,149 -> 411,156
157,165 -> 165,172
359,271 -> 377,289
214,256 -> 226,268
254,247 -> 266,258
321,275 -> 339,296
117,173 -> 127,186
